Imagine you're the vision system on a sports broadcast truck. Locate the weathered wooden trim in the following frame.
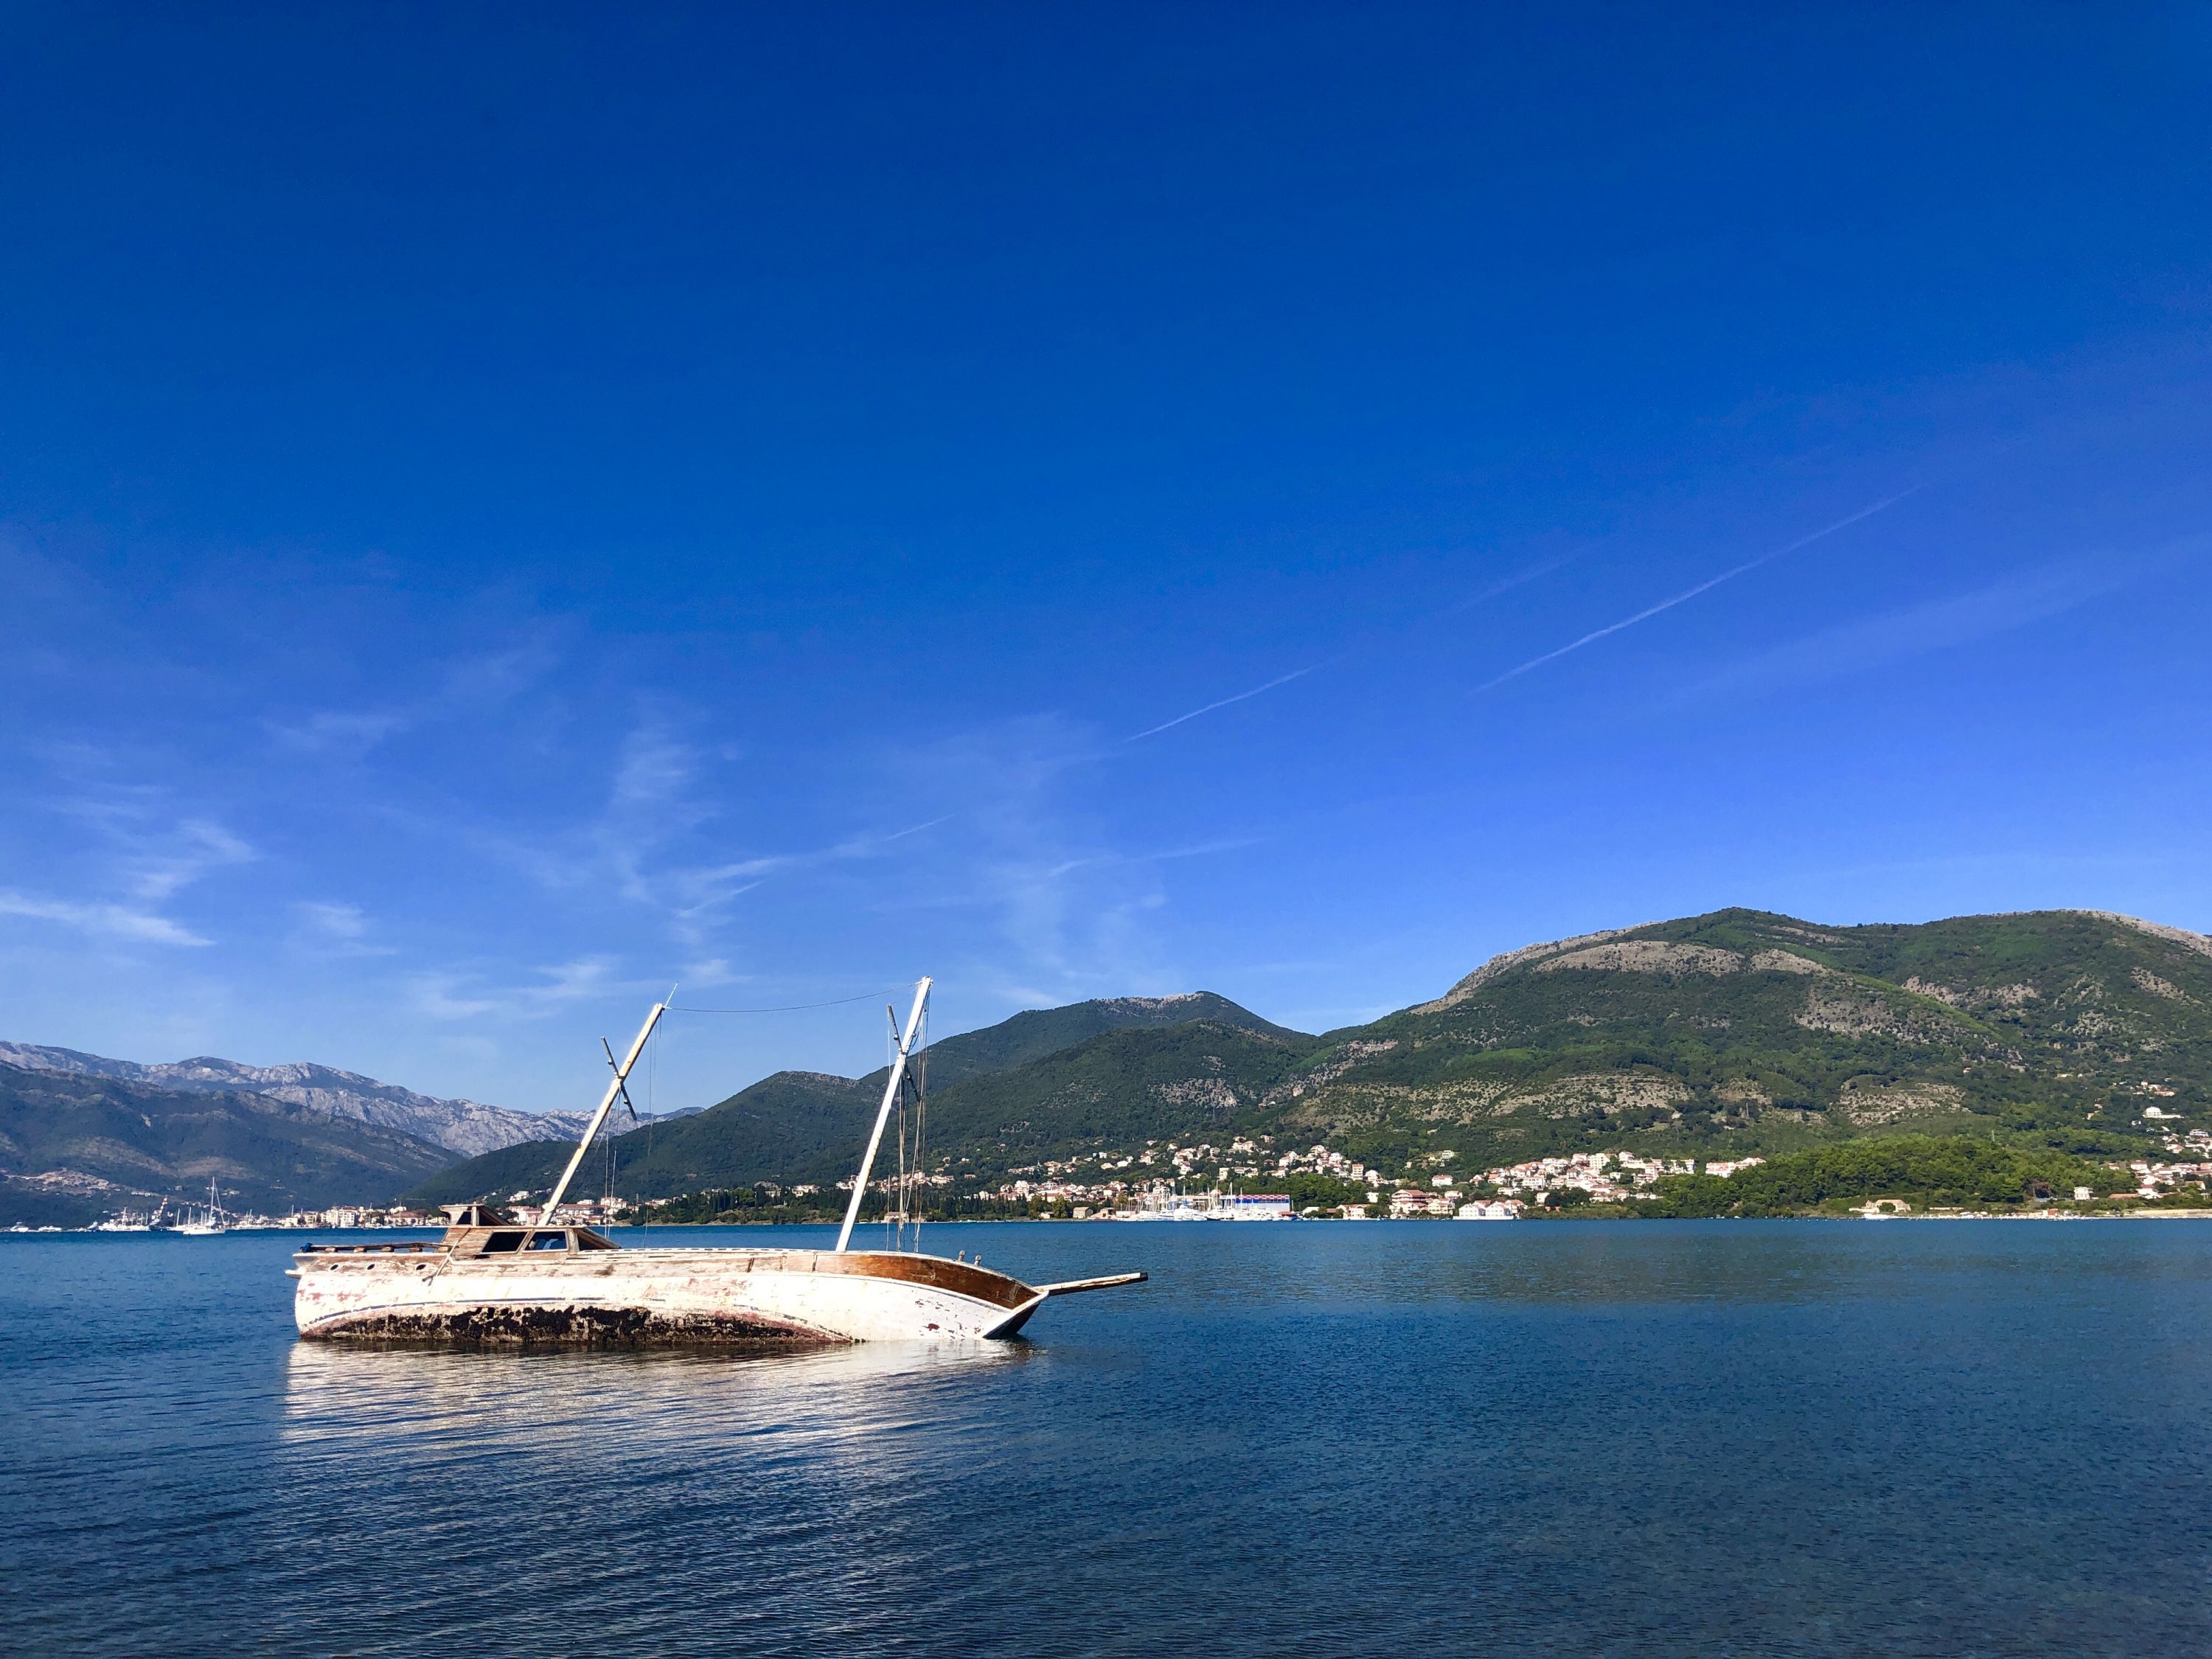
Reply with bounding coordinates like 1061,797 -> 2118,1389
821,1251 -> 1034,1310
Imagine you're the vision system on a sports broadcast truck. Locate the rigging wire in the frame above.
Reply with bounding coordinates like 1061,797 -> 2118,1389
665,984 -> 920,1016
622,978 -> 933,1241
911,1007 -> 928,1255
890,1074 -> 902,1248
886,1003 -> 901,1252
886,995 -> 930,1253
641,1033 -> 656,1240
879,995 -> 931,1253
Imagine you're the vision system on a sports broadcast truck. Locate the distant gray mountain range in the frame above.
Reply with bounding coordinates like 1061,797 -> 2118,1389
0,1042 -> 689,1158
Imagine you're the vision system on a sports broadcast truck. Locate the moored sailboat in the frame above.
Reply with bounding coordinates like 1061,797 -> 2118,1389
176,1180 -> 230,1235
290,980 -> 1144,1346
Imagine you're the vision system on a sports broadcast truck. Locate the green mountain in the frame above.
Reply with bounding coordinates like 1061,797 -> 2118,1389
404,992 -> 1302,1206
408,909 -> 2212,1210
1263,907 -> 2211,1172
0,1062 -> 455,1225
922,1018 -> 1310,1167
913,992 -> 1299,1086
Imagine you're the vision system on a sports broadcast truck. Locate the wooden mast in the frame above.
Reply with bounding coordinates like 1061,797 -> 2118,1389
835,977 -> 931,1252
537,999 -> 667,1228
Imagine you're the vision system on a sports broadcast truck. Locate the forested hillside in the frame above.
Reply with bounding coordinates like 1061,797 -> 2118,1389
407,910 -> 2211,1211
406,992 -> 1303,1205
1273,908 -> 2210,1172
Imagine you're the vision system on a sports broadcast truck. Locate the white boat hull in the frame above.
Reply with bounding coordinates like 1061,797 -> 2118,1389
292,1245 -> 1090,1346
288,989 -> 1142,1348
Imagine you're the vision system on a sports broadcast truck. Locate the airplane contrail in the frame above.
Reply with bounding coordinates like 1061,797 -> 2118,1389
1128,667 -> 1318,742
1441,554 -> 1576,616
1127,553 -> 1574,742
1471,489 -> 1917,695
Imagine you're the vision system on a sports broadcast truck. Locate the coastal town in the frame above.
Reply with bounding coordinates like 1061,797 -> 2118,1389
974,1138 -> 1757,1220
28,1123 -> 2212,1235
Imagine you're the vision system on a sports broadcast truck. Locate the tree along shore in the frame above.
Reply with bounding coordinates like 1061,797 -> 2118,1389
1521,1135 -> 2176,1218
612,1137 -> 2196,1225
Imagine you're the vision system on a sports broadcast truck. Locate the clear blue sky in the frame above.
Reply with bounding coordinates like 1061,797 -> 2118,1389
4,4 -> 2208,1112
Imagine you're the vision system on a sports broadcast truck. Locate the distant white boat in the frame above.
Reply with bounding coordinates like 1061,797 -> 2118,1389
291,982 -> 1145,1345
89,1197 -> 168,1232
1124,1188 -> 1294,1221
175,1180 -> 231,1235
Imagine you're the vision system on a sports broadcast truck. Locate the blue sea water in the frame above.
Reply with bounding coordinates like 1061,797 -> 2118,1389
4,1219 -> 2212,1658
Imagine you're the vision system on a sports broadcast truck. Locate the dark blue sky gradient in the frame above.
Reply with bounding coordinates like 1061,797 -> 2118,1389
4,4 -> 2208,1107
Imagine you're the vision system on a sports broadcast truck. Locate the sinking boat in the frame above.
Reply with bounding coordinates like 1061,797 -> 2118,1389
291,979 -> 1144,1346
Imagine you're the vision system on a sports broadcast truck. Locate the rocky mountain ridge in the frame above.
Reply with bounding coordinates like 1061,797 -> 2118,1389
0,1062 -> 456,1226
0,1042 -> 683,1157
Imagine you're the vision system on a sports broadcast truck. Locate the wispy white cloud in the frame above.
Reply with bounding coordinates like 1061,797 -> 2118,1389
582,717 -> 953,947
298,900 -> 368,939
266,641 -> 560,759
453,711 -> 953,975
17,770 -> 257,945
594,720 -> 714,908
291,900 -> 399,959
0,890 -> 210,947
680,957 -> 742,990
655,815 -> 953,942
265,709 -> 411,758
1681,543 -> 2195,701
407,956 -> 622,1021
1473,491 -> 1916,695
122,818 -> 256,902
886,715 -> 1204,1006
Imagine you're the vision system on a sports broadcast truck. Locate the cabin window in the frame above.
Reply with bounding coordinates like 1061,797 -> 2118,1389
526,1232 -> 568,1251
481,1231 -> 526,1253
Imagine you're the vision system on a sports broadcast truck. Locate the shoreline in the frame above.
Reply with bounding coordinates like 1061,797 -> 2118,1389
20,1208 -> 2212,1237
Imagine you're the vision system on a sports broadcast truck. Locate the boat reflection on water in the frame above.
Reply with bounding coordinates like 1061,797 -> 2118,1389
281,1336 -> 1032,1464
274,1337 -> 1043,1648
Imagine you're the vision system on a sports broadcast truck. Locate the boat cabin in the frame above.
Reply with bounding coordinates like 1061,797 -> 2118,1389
447,1225 -> 619,1256
437,1203 -> 619,1256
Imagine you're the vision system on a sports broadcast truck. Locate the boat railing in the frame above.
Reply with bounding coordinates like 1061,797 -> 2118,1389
297,1240 -> 442,1255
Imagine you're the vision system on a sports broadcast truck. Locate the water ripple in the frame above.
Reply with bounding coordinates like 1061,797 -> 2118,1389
6,1222 -> 2212,1656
